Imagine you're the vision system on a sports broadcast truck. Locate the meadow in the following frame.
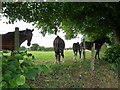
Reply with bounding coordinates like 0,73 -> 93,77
2,50 -> 118,88
29,50 -> 92,62
26,50 -> 118,88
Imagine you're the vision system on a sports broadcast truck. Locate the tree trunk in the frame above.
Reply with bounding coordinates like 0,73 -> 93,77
113,28 -> 120,44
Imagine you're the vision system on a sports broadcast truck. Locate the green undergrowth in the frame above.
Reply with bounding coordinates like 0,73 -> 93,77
103,44 -> 120,65
1,51 -> 49,88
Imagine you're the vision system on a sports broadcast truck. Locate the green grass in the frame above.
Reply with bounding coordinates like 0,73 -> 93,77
28,51 -> 55,61
26,50 -> 118,88
2,50 -> 118,88
27,58 -> 118,88
28,51 -> 92,61
2,49 -> 104,62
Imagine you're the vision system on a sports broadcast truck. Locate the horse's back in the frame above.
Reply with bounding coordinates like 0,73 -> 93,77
80,41 -> 93,50
80,41 -> 101,50
53,36 -> 65,50
1,33 -> 14,50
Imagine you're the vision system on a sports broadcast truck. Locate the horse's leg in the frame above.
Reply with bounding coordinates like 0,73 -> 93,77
57,54 -> 60,64
73,51 -> 77,61
54,52 -> 57,64
95,51 -> 97,60
61,50 -> 64,63
83,49 -> 86,60
97,50 -> 100,60
78,49 -> 81,60
73,51 -> 75,60
95,49 -> 100,60
56,50 -> 60,64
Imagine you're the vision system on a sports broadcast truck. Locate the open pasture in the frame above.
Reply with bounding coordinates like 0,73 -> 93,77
29,50 -> 92,63
28,49 -> 105,64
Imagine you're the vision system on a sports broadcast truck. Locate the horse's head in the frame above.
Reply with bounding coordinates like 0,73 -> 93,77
105,37 -> 111,45
24,28 -> 34,46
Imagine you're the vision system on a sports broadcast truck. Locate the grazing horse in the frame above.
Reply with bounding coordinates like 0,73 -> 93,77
80,37 -> 111,60
73,42 -> 81,60
53,36 -> 65,63
0,28 -> 34,51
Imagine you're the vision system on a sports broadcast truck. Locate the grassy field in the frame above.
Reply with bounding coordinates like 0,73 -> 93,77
28,50 -> 92,62
1,50 -> 118,88
26,51 -> 118,88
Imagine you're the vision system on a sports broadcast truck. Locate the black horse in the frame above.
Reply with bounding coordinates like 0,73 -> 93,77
0,28 -> 34,51
53,36 -> 65,63
73,42 -> 81,60
80,37 -> 111,60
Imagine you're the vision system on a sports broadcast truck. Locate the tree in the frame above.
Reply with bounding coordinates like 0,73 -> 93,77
2,2 -> 120,43
30,43 -> 40,51
19,46 -> 26,51
38,46 -> 45,51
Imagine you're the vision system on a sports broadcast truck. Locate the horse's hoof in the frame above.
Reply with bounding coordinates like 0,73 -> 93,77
54,61 -> 57,64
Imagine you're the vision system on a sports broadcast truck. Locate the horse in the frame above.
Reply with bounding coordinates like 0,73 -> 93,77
53,36 -> 65,64
80,36 -> 111,60
73,42 -> 81,60
0,28 -> 34,52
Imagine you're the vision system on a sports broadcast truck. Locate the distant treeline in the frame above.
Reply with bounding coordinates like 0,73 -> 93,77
20,43 -> 72,51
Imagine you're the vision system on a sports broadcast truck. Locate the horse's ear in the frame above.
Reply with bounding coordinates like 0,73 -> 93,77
26,28 -> 29,31
32,29 -> 34,32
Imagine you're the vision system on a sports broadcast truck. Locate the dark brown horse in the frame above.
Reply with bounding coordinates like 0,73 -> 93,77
73,42 -> 81,60
53,36 -> 65,64
80,36 -> 111,60
0,28 -> 34,51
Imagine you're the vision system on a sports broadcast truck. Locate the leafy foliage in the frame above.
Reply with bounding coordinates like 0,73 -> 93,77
103,44 -> 120,64
2,2 -> 120,41
1,51 -> 49,88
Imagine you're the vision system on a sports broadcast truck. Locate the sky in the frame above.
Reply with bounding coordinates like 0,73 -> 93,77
0,16 -> 83,48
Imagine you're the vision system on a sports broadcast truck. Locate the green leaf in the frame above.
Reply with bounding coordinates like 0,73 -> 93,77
8,61 -> 20,69
16,75 -> 25,86
7,65 -> 16,72
3,74 -> 11,81
1,81 -> 8,88
21,60 -> 33,66
25,70 -> 37,80
23,67 -> 28,73
9,79 -> 18,87
14,54 -> 23,60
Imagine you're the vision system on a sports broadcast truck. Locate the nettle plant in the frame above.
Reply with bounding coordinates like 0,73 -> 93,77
103,44 -> 120,65
1,51 -> 49,88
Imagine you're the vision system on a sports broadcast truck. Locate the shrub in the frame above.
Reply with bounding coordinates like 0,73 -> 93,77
1,50 -> 49,88
103,44 -> 120,64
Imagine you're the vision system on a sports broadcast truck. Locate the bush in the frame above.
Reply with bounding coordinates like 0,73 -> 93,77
1,50 -> 49,88
103,44 -> 120,64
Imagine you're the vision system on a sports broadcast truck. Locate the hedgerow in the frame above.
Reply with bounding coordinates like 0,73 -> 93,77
103,44 -> 120,65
